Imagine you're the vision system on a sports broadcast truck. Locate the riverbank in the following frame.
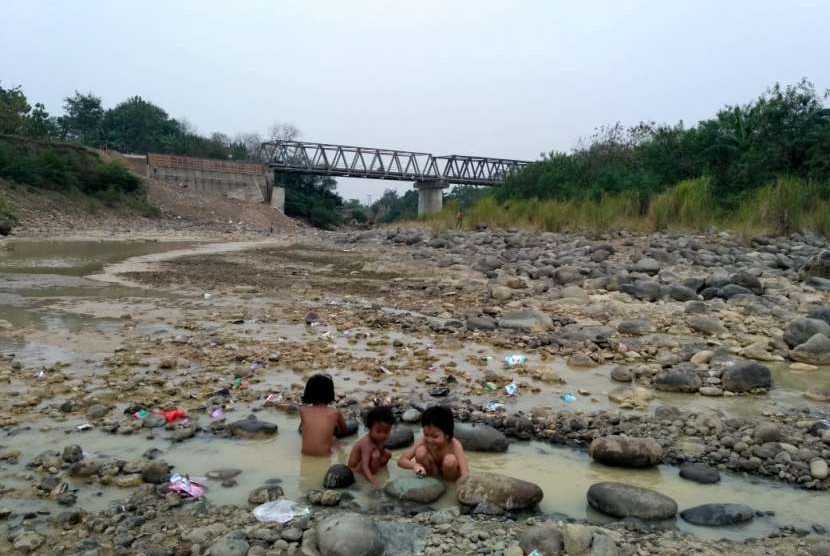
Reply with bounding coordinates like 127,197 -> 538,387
1,230 -> 829,555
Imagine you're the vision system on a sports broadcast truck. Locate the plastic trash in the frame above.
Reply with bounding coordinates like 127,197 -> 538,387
210,407 -> 225,419
133,409 -> 150,420
484,382 -> 498,391
505,381 -> 518,396
503,354 -> 527,366
528,550 -> 543,556
485,401 -> 505,412
253,499 -> 311,524
159,409 -> 187,423
203,293 -> 212,299
33,370 -> 45,378
379,365 -> 392,375
561,393 -> 576,403
232,377 -> 243,388
77,423 -> 93,431
168,473 -> 206,498
250,360 -> 265,371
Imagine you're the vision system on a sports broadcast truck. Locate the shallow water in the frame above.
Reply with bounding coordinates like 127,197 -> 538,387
2,409 -> 827,541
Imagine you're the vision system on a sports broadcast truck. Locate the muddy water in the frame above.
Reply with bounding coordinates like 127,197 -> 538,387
1,240 -> 829,542
4,410 -> 827,542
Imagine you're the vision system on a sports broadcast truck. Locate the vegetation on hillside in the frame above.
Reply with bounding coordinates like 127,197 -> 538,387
418,80 -> 830,236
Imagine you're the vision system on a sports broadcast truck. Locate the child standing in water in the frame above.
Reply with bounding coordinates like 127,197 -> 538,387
348,406 -> 395,487
299,374 -> 347,456
398,405 -> 469,481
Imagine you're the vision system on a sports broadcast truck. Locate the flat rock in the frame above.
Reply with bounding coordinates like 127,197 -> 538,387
207,468 -> 242,481
456,472 -> 543,511
384,476 -> 446,503
680,503 -> 754,526
324,464 -> 355,489
316,512 -> 384,556
617,319 -> 656,336
679,462 -> 721,484
654,369 -> 702,393
248,484 -> 284,505
384,425 -> 415,450
589,436 -> 662,468
587,482 -> 677,520
791,334 -> 830,365
228,414 -> 278,439
454,423 -> 508,452
498,309 -> 553,332
722,361 -> 772,393
208,537 -> 249,556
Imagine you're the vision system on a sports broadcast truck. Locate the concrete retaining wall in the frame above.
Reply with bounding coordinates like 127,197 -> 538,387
146,154 -> 268,204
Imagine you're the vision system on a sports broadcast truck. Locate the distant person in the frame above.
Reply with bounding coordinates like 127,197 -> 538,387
299,374 -> 347,456
397,405 -> 469,481
456,208 -> 464,229
348,406 -> 395,487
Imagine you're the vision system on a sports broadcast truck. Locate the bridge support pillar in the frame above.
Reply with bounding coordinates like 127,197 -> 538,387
415,180 -> 447,216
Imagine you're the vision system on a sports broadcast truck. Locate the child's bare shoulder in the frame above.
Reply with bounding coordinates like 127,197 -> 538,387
451,438 -> 465,451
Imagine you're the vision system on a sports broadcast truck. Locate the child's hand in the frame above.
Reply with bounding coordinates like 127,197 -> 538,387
370,478 -> 381,489
413,463 -> 426,476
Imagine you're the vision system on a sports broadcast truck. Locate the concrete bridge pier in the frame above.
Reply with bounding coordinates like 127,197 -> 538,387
415,180 -> 448,216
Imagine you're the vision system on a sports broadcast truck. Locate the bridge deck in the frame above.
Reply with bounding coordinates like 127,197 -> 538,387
261,140 -> 529,186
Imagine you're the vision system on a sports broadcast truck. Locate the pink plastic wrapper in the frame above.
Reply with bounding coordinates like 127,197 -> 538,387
167,474 -> 206,498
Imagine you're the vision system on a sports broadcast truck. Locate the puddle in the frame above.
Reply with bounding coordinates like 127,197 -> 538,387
2,409 -> 826,541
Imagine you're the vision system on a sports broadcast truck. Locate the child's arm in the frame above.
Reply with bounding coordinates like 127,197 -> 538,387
334,409 -> 347,434
397,440 -> 426,475
453,439 -> 470,479
361,442 -> 380,487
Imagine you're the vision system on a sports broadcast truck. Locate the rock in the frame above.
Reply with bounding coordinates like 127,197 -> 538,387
679,462 -> 721,484
690,350 -> 714,364
589,436 -> 662,468
384,477 -> 446,503
731,271 -> 764,294
784,318 -> 830,348
282,527 -> 303,542
610,366 -> 633,382
808,305 -> 830,325
323,464 -> 355,489
688,316 -> 726,336
587,482 -> 677,520
208,536 -> 250,556
70,459 -> 100,478
499,309 -> 553,332
454,423 -> 509,452
62,445 -> 83,463
634,257 -> 661,275
491,286 -> 514,301
722,361 -> 772,393
13,530 -> 44,553
754,422 -> 781,443
591,532 -> 619,556
228,414 -> 278,438
791,334 -> 830,365
620,281 -> 661,302
811,459 -> 829,480
248,485 -> 284,505
680,503 -> 755,526
335,418 -> 360,438
567,353 -> 597,368
316,513 -> 384,556
608,386 -> 654,406
0,220 -> 13,236
801,249 -> 830,279
563,523 -> 593,555
456,472 -> 543,511
668,285 -> 698,302
718,284 -> 753,299
112,473 -> 144,488
805,388 -> 830,402
384,425 -> 414,449
466,316 -> 497,330
654,369 -> 702,393
86,404 -> 109,420
617,319 -> 655,336
141,460 -> 171,484
402,409 -> 421,423
207,468 -> 242,481
519,523 -> 564,555
699,386 -> 723,397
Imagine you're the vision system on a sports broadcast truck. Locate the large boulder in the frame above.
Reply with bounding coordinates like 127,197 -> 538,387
519,523 -> 564,555
783,318 -> 830,349
679,462 -> 721,484
454,423 -> 508,453
228,414 -> 278,439
589,436 -> 662,468
721,361 -> 772,393
335,418 -> 359,439
620,281 -> 661,302
801,249 -> 830,279
791,334 -> 830,365
808,305 -> 830,326
587,482 -> 677,520
498,309 -> 553,332
384,425 -> 415,450
456,472 -> 543,511
316,513 -> 384,556
324,464 -> 355,489
384,476 -> 446,504
680,503 -> 754,526
0,220 -> 12,237
654,369 -> 702,393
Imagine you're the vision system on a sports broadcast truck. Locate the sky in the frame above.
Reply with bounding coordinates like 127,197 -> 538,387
3,0 -> 830,201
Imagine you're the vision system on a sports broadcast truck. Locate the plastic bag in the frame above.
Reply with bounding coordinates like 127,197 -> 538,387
561,393 -> 575,403
168,473 -> 206,498
503,354 -> 526,366
505,382 -> 518,396
159,409 -> 187,423
253,500 -> 311,524
485,401 -> 505,412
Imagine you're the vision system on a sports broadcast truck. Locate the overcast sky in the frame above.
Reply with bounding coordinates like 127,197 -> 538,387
3,1 -> 829,201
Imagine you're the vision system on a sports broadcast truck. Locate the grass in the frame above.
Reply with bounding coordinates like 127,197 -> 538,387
0,189 -> 17,223
418,177 -> 830,237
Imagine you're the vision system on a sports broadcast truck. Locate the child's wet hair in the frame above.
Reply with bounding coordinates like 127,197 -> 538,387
421,405 -> 454,438
365,406 -> 395,428
302,374 -> 335,405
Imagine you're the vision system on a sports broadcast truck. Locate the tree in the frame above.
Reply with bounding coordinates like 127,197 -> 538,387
61,91 -> 104,145
24,103 -> 60,138
267,121 -> 300,142
0,83 -> 31,134
101,96 -> 178,153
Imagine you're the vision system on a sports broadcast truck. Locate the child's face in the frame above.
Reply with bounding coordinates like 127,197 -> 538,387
423,425 -> 449,449
369,422 -> 392,444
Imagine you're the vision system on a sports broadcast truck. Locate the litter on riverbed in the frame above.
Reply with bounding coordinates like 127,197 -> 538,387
132,409 -> 150,420
503,354 -> 527,366
77,424 -> 93,431
484,382 -> 498,391
379,365 -> 392,375
528,550 -> 543,556
505,381 -> 518,396
253,500 -> 310,524
159,409 -> 187,423
250,360 -> 265,371
485,401 -> 505,412
210,407 -> 225,419
168,474 -> 206,498
561,392 -> 576,403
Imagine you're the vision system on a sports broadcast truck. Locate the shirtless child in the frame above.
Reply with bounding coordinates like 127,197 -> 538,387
348,406 -> 395,487
299,374 -> 347,456
398,405 -> 469,481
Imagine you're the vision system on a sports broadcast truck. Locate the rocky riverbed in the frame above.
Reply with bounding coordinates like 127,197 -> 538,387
1,228 -> 830,555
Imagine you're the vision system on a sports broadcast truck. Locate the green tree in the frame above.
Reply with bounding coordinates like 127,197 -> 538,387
0,84 -> 31,134
60,91 -> 104,145
101,96 -> 179,153
24,103 -> 60,138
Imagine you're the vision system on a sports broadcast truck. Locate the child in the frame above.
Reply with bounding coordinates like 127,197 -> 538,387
299,374 -> 347,456
398,405 -> 469,481
348,406 -> 395,487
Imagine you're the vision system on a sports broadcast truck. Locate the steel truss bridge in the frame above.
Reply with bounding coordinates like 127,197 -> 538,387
260,140 -> 530,186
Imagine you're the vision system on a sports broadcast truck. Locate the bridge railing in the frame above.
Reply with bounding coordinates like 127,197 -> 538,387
260,140 -> 530,186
